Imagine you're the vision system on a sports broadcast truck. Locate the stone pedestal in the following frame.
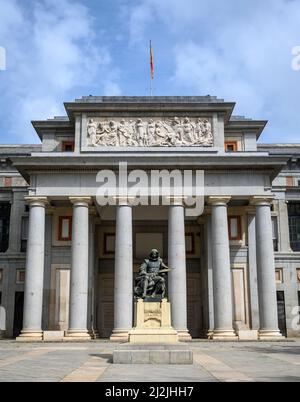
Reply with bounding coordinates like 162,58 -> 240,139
113,344 -> 193,364
128,299 -> 178,344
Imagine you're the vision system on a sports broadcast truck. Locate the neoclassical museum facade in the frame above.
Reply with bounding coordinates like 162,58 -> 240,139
0,96 -> 299,341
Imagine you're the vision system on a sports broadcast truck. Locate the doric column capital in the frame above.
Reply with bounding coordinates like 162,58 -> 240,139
113,196 -> 135,206
69,196 -> 92,207
24,196 -> 49,208
250,196 -> 274,206
166,196 -> 186,206
208,196 -> 231,206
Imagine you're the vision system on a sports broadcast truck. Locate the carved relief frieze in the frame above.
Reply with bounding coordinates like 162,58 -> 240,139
86,117 -> 213,147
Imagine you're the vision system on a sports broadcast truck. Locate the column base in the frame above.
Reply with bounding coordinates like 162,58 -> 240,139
207,330 -> 214,340
212,329 -> 238,341
16,330 -> 43,342
110,330 -> 129,342
259,329 -> 283,341
177,329 -> 192,342
64,330 -> 91,342
89,329 -> 100,339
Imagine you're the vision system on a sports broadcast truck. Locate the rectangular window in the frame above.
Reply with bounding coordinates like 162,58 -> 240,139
272,216 -> 279,252
225,141 -> 238,152
58,216 -> 72,241
16,270 -> 25,284
61,141 -> 74,152
20,216 -> 29,253
185,233 -> 195,255
277,291 -> 287,337
275,268 -> 283,284
228,216 -> 242,240
0,269 -> 3,283
4,177 -> 12,187
288,202 -> 300,251
286,176 -> 294,187
0,203 -> 11,253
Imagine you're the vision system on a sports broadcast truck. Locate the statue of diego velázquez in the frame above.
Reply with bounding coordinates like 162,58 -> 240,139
134,249 -> 172,301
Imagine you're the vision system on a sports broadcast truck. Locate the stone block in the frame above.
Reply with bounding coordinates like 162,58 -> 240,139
113,350 -> 132,364
170,351 -> 193,364
131,351 -> 150,364
113,346 -> 193,365
149,351 -> 170,364
43,331 -> 64,341
238,330 -> 258,341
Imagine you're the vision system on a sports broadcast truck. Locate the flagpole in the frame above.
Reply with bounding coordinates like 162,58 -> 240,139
150,40 -> 153,97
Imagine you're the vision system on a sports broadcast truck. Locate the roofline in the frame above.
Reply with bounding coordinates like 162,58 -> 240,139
63,101 -> 236,123
31,120 -> 74,140
225,120 -> 268,139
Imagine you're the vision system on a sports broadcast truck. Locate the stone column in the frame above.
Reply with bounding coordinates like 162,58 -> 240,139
251,197 -> 282,339
110,201 -> 133,341
17,197 -> 47,341
247,212 -> 260,331
208,196 -> 237,340
66,197 -> 92,340
168,198 -> 191,341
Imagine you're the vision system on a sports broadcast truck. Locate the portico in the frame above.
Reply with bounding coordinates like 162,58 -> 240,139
11,96 -> 288,342
15,193 -> 282,342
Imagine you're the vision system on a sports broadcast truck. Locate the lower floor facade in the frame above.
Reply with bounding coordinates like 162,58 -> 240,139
1,195 -> 299,341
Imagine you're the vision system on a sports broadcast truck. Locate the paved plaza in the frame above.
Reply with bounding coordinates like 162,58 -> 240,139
0,340 -> 299,382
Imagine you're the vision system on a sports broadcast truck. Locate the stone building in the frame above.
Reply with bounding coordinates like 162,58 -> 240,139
0,96 -> 299,341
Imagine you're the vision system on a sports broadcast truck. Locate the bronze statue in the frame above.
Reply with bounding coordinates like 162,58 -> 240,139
134,249 -> 171,300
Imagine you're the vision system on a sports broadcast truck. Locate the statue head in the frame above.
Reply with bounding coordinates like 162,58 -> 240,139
149,249 -> 159,260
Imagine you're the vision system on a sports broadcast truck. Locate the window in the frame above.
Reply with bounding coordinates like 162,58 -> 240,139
0,269 -> 3,283
225,141 -> 238,152
272,216 -> 279,252
286,176 -> 294,187
58,216 -> 72,241
20,216 -> 29,253
297,268 -> 300,283
275,268 -> 283,284
0,203 -> 11,253
277,291 -> 287,337
288,203 -> 300,251
4,177 -> 12,187
185,233 -> 195,255
16,270 -> 25,284
62,141 -> 74,152
228,216 -> 242,240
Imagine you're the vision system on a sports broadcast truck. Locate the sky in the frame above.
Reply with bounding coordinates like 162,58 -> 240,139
0,0 -> 300,144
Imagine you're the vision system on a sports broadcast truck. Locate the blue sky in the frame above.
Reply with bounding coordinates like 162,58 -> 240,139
0,0 -> 300,144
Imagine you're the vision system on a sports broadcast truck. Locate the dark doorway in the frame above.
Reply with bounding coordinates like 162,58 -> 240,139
0,203 -> 11,253
13,292 -> 24,338
277,291 -> 287,337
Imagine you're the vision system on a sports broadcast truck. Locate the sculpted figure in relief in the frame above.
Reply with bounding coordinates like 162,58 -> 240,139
86,117 -> 213,147
87,119 -> 98,146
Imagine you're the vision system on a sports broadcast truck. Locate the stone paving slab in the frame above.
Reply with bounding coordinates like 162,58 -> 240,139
0,340 -> 299,382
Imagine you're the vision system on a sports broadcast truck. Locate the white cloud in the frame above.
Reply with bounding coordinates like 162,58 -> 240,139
0,0 -> 121,143
128,0 -> 300,142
